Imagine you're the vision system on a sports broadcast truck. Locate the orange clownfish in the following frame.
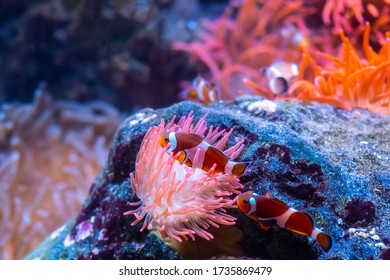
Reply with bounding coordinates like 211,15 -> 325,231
280,24 -> 310,51
159,132 -> 247,177
237,191 -> 333,254
179,76 -> 220,104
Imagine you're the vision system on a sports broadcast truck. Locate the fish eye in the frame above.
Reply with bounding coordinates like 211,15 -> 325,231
243,199 -> 248,204
164,137 -> 169,141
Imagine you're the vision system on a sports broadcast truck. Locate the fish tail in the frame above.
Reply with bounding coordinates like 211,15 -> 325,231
316,232 -> 333,254
232,162 -> 248,177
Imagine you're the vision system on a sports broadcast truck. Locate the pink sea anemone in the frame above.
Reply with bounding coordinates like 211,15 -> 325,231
0,89 -> 122,259
321,0 -> 390,34
124,112 -> 245,242
173,0 -> 310,99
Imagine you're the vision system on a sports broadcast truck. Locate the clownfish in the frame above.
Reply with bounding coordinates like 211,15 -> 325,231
179,76 -> 220,104
159,132 -> 247,177
264,61 -> 299,95
280,24 -> 310,51
237,191 -> 333,254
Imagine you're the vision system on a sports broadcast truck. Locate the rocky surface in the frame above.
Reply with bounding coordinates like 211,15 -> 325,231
27,96 -> 390,260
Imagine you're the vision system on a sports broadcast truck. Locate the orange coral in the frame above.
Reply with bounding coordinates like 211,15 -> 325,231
288,23 -> 390,114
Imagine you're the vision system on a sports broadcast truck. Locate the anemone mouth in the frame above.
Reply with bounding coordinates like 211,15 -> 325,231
125,112 -> 245,242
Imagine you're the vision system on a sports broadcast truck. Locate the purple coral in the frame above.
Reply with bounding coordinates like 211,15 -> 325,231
343,198 -> 376,227
380,248 -> 390,260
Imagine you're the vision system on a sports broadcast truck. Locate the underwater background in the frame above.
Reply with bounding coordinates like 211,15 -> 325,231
1,0 -> 390,260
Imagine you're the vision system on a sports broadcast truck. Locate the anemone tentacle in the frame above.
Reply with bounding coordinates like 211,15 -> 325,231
125,113 -> 245,242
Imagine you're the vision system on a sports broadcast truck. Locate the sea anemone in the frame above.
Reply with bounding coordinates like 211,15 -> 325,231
125,112 -> 245,242
173,0 -> 309,99
321,0 -> 390,34
0,88 -> 122,259
174,0 -> 390,114
287,23 -> 390,114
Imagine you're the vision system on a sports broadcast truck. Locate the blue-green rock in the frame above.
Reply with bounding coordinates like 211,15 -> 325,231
27,96 -> 390,260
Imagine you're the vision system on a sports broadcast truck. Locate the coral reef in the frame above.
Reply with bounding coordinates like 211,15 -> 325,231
0,88 -> 122,259
27,97 -> 390,260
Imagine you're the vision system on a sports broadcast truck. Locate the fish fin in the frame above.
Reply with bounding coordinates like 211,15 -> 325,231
316,232 -> 333,254
177,151 -> 187,164
185,158 -> 193,167
259,222 -> 270,231
284,212 -> 314,236
186,89 -> 198,99
232,162 -> 248,176
265,192 -> 270,198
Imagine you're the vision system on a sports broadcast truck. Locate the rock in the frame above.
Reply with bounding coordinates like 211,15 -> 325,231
27,96 -> 390,259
